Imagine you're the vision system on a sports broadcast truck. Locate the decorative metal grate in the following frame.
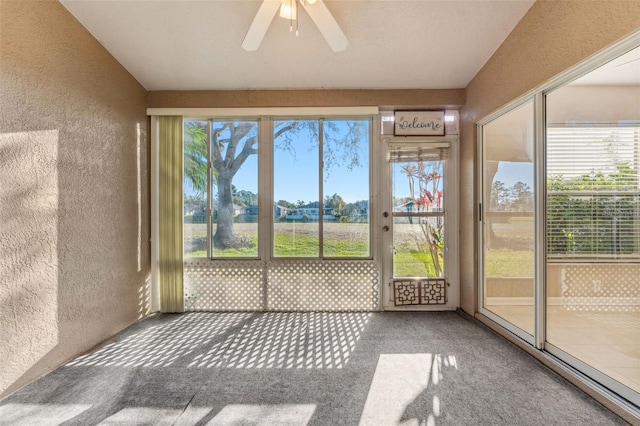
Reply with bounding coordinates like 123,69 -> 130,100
393,278 -> 447,306
184,258 -> 379,312
561,264 -> 640,312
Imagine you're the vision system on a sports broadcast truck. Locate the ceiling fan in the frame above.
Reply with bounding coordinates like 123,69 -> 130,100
242,0 -> 348,52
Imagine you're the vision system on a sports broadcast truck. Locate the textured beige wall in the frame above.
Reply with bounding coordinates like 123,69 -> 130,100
459,0 -> 640,315
0,0 -> 150,397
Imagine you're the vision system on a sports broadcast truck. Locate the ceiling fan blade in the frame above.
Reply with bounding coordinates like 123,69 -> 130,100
301,0 -> 348,52
242,0 -> 280,51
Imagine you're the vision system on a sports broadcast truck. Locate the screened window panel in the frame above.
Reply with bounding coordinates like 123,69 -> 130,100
547,126 -> 640,259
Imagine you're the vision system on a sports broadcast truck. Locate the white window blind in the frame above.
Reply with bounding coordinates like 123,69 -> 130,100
546,126 -> 640,259
388,142 -> 449,163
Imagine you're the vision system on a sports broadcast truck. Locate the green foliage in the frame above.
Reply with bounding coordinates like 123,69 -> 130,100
491,180 -> 532,212
547,162 -> 638,256
184,123 -> 208,194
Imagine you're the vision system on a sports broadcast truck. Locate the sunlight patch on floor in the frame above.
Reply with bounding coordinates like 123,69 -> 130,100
359,353 -> 457,426
0,403 -> 91,425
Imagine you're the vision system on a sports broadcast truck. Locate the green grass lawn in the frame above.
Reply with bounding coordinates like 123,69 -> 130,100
393,244 -> 443,277
186,233 -> 369,258
484,250 -> 534,277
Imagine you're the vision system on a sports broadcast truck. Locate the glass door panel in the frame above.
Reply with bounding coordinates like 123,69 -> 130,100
392,160 -> 445,279
481,100 -> 535,336
545,46 -> 640,400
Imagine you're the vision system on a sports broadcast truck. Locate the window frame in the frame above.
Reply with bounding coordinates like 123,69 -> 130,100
183,114 -> 374,261
270,116 -> 374,260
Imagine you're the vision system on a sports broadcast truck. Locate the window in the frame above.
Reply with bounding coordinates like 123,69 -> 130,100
547,125 -> 640,259
183,119 -> 260,258
183,120 -> 209,258
480,100 -> 535,337
273,119 -> 371,258
184,117 -> 371,259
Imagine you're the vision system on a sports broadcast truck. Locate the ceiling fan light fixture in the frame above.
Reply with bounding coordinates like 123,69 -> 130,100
279,0 -> 296,20
242,0 -> 348,52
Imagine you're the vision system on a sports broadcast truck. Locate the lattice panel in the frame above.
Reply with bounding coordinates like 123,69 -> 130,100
393,279 -> 447,306
561,264 -> 640,312
268,261 -> 379,311
184,259 -> 264,311
183,259 -> 379,312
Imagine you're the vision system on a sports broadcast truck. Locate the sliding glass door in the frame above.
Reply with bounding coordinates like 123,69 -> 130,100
480,100 -> 535,339
544,47 -> 640,401
479,38 -> 640,406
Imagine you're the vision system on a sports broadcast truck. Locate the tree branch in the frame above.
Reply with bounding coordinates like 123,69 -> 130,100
231,135 -> 258,175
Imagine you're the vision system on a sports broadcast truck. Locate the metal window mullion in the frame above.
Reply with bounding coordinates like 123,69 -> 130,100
319,119 -> 324,257
534,92 -> 546,350
476,123 -> 485,314
206,120 -> 212,258
259,118 -> 272,309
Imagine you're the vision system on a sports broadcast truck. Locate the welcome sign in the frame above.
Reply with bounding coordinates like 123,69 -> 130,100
394,111 -> 445,136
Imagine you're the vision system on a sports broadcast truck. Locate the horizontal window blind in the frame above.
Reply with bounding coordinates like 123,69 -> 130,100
547,126 -> 640,259
388,142 -> 449,163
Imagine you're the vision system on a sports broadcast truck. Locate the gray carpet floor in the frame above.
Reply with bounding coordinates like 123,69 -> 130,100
0,311 -> 630,425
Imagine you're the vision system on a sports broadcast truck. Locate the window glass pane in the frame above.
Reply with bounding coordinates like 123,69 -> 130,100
323,120 -> 370,257
211,120 -> 259,257
482,100 -> 535,335
545,45 -> 640,396
392,160 -> 445,277
183,121 -> 209,258
547,126 -> 640,258
273,120 -> 320,257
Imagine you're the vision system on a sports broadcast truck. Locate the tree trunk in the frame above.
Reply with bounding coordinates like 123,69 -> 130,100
213,172 -> 237,249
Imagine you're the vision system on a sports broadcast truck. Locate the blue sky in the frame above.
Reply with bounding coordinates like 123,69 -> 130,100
185,120 -> 370,204
494,162 -> 534,188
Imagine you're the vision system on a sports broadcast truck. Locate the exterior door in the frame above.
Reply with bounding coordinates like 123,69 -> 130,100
381,137 -> 459,310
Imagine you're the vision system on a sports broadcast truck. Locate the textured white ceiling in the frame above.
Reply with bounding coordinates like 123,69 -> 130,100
60,0 -> 535,91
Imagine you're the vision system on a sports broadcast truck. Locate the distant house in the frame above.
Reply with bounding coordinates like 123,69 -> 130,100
354,200 -> 369,217
285,202 -> 336,221
395,200 -> 417,212
394,200 -> 442,213
213,204 -> 245,219
242,204 -> 292,219
245,205 -> 258,216
274,204 -> 291,219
